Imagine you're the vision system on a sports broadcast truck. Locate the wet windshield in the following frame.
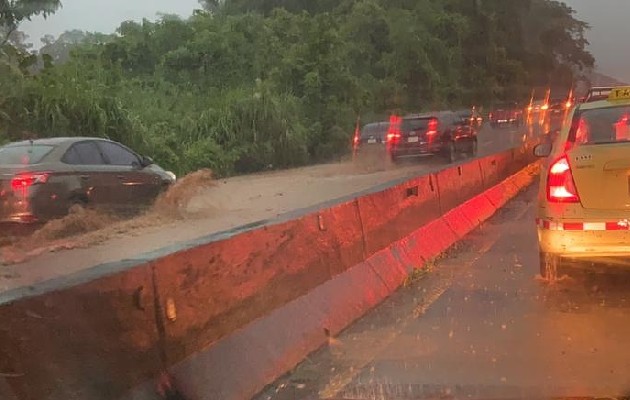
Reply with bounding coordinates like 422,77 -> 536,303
1,1 -> 628,400
573,106 -> 630,145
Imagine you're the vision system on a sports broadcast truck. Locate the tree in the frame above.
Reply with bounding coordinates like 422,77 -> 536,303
0,0 -> 61,45
39,30 -> 114,64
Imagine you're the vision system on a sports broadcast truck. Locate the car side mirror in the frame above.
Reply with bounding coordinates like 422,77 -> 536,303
533,143 -> 552,158
140,155 -> 154,168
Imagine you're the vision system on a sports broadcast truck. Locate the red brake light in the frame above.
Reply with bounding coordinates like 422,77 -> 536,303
387,114 -> 402,143
547,156 -> 579,203
427,118 -> 438,136
11,172 -> 50,191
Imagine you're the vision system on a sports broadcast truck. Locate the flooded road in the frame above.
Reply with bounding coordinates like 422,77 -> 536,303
256,182 -> 630,400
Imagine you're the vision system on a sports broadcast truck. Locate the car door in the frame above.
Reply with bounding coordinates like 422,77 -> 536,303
95,140 -> 161,207
62,141 -> 120,208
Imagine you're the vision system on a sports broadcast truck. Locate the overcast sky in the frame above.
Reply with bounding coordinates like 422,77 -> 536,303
20,0 -> 630,82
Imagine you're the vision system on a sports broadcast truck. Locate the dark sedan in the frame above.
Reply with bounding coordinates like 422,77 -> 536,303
0,137 -> 176,223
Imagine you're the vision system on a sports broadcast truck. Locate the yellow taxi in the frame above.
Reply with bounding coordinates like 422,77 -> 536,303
534,86 -> 630,278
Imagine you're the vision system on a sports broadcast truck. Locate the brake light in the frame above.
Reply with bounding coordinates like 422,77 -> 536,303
387,114 -> 402,143
427,118 -> 438,136
386,131 -> 401,142
11,172 -> 50,191
541,104 -> 549,111
547,156 -> 579,203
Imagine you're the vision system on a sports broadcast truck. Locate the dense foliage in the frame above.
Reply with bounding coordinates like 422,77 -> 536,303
0,0 -> 593,176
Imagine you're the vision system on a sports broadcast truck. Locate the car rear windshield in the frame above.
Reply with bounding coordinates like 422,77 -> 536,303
402,118 -> 431,132
570,105 -> 630,145
0,145 -> 55,165
361,123 -> 388,139
456,111 -> 471,118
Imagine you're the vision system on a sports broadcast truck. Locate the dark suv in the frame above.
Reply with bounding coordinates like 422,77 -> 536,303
387,111 -> 477,163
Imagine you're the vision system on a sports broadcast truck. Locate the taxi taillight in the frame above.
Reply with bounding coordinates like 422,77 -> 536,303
547,156 -> 580,203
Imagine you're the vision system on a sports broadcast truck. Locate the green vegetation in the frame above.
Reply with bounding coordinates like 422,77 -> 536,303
0,0 -> 593,176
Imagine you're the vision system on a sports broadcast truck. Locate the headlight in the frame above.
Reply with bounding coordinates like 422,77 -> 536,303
165,171 -> 177,182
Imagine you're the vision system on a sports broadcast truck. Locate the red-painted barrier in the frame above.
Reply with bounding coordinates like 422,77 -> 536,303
357,174 -> 440,256
124,163 -> 539,400
153,199 -> 365,365
435,159 -> 484,214
0,265 -> 162,400
479,150 -> 514,189
442,206 -> 478,239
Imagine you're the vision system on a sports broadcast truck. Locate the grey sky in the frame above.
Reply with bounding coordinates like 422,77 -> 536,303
20,0 -> 630,82
21,0 -> 200,47
563,0 -> 630,83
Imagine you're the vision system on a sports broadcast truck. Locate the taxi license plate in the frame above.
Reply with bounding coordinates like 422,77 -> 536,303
408,136 -> 419,143
367,138 -> 377,144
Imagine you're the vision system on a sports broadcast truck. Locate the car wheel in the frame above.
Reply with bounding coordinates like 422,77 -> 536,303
539,251 -> 560,281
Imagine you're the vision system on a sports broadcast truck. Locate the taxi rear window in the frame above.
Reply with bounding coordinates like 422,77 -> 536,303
569,105 -> 630,145
0,145 -> 55,165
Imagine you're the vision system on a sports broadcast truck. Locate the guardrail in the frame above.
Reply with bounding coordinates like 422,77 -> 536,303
0,144 -> 537,400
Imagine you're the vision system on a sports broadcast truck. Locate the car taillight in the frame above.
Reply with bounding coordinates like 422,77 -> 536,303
547,156 -> 579,203
387,115 -> 402,143
565,101 -> 572,109
11,172 -> 50,191
541,104 -> 549,111
386,130 -> 401,142
427,118 -> 438,136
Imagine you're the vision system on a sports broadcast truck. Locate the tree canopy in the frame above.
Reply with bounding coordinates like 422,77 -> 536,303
0,0 -> 593,176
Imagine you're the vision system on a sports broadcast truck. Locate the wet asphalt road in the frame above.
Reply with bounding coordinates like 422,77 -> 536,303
256,182 -> 630,400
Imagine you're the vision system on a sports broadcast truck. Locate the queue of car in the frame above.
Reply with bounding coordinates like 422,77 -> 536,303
353,109 -> 479,165
0,137 -> 176,224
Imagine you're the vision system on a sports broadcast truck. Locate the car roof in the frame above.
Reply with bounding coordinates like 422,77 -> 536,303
577,98 -> 630,111
404,111 -> 453,119
4,137 -> 111,147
